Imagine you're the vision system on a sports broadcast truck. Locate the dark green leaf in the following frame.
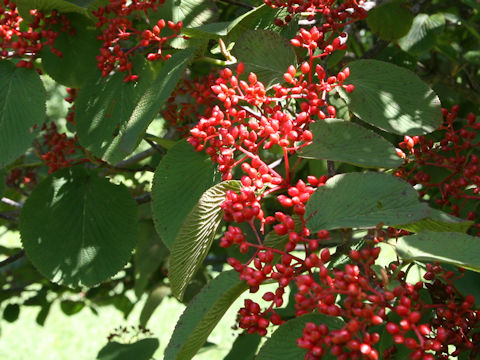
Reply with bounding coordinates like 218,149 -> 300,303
398,13 -> 445,55
20,166 -> 138,287
3,303 -> 20,322
164,270 -> 248,360
169,181 -> 241,299
395,208 -> 474,233
36,303 -> 51,326
232,30 -> 296,87
300,119 -> 403,168
367,0 -> 414,40
181,21 -> 230,39
75,59 -> 154,164
16,0 -> 89,20
117,48 -> 195,162
60,300 -> 85,315
256,314 -> 344,360
305,172 -> 429,232
337,60 -> 442,135
96,338 -> 159,360
151,140 -> 218,249
224,333 -> 261,360
134,220 -> 169,297
139,284 -> 169,327
395,231 -> 480,272
41,14 -> 101,88
0,60 -> 46,167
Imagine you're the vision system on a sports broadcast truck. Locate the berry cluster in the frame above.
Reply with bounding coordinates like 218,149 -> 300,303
37,122 -> 81,173
65,87 -> 77,124
161,73 -> 218,134
92,0 -> 182,81
396,106 -> 480,234
0,0 -> 70,68
264,0 -> 368,27
184,1 -> 480,358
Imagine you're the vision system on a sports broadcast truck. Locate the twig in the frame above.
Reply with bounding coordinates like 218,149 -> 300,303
0,213 -> 18,222
0,250 -> 25,268
135,193 -> 151,204
1,197 -> 23,208
327,160 -> 336,177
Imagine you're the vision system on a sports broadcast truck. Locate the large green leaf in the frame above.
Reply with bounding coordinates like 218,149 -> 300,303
305,172 -> 429,232
164,270 -> 248,360
367,0 -> 414,41
20,167 -> 138,287
75,59 -> 154,163
117,48 -> 195,160
16,0 -> 90,20
395,208 -> 474,233
134,220 -> 169,297
0,61 -> 46,167
96,338 -> 159,360
232,30 -> 297,87
395,231 -> 480,273
76,49 -> 194,164
300,119 -> 403,168
41,14 -> 101,88
139,284 -> 170,327
169,181 -> 241,299
152,0 -> 218,49
398,13 -> 445,55
224,333 -> 261,360
151,140 -> 218,249
256,314 -> 345,360
337,60 -> 442,135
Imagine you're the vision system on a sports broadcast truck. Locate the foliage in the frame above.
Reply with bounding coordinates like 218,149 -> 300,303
0,0 -> 480,359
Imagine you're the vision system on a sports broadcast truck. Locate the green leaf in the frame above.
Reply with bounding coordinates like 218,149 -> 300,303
96,338 -> 159,360
77,49 -> 194,164
398,13 -> 445,55
367,1 -> 414,41
169,180 -> 241,300
16,0 -> 90,20
41,14 -> 101,88
139,284 -> 170,327
395,231 -> 480,273
394,208 -> 474,233
181,22 -> 230,39
134,220 -> 169,297
256,314 -> 345,360
337,60 -> 442,135
151,140 -> 218,249
232,30 -> 297,87
160,0 -> 219,49
75,59 -> 154,164
305,172 -> 429,232
0,61 -> 46,167
118,48 -> 195,160
164,270 -> 248,360
20,166 -> 138,288
60,300 -> 85,315
300,119 -> 403,168
224,333 -> 261,360
3,303 -> 20,322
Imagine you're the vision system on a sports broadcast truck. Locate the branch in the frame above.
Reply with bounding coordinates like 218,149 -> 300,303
0,212 -> 18,222
135,193 -> 151,204
2,197 -> 23,208
0,250 -> 25,268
